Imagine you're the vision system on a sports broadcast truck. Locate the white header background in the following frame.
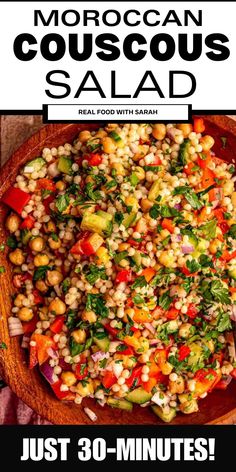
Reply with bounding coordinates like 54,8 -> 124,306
0,1 -> 235,111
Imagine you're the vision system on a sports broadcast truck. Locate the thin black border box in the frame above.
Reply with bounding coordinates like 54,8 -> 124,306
42,103 -> 192,123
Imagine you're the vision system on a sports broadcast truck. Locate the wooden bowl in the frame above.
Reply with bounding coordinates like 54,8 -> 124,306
0,117 -> 236,425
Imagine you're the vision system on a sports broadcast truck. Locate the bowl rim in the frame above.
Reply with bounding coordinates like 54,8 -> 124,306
1,118 -> 236,425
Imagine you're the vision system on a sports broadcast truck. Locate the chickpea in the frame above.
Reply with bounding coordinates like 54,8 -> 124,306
178,323 -> 192,339
141,198 -> 153,213
48,297 -> 66,315
231,191 -> 236,207
134,166 -> 145,181
44,220 -> 56,233
169,375 -> 185,394
14,293 -> 26,307
159,251 -> 175,268
18,307 -> 33,322
152,124 -> 166,140
38,306 -> 48,321
161,361 -> 173,375
29,236 -> 45,252
34,254 -> 49,267
95,129 -> 107,139
223,180 -> 234,196
71,329 -> 86,344
9,248 -> 25,266
61,371 -> 77,387
177,123 -> 193,137
78,130 -> 91,143
111,162 -> 126,176
35,279 -> 48,293
48,236 -> 61,250
102,137 -> 116,154
46,270 -> 63,286
5,214 -> 21,233
200,135 -> 215,151
76,378 -> 94,397
209,239 -> 222,255
81,310 -> 97,323
56,180 -> 66,191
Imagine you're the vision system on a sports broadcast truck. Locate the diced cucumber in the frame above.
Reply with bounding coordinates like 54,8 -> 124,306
148,180 -> 160,201
57,156 -> 73,175
93,336 -> 110,352
123,212 -> 136,228
152,405 -> 176,423
179,399 -> 199,414
97,210 -> 113,222
125,387 -> 152,404
132,250 -> 142,267
166,320 -> 179,334
21,229 -> 31,245
24,157 -> 45,173
187,342 -> 202,367
107,397 -> 133,411
229,268 -> 236,280
81,213 -> 112,237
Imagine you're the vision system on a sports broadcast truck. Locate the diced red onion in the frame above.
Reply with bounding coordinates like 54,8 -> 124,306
59,357 -> 71,370
91,351 -> 109,363
84,407 -> 97,422
47,347 -> 59,359
149,339 -> 159,345
21,335 -> 30,349
40,362 -> 55,384
171,234 -> 182,243
144,322 -> 156,334
174,203 -> 182,211
181,244 -> 194,254
230,304 -> 236,321
8,317 -> 23,336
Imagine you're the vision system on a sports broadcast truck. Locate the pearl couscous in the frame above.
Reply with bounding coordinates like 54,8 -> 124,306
2,119 -> 236,423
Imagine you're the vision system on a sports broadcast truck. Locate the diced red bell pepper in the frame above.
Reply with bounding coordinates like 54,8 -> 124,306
23,313 -> 38,334
142,377 -> 157,393
219,222 -> 229,234
127,239 -> 140,248
126,366 -> 143,388
187,303 -> 198,319
166,308 -> 179,320
193,118 -> 205,134
102,371 -> 117,389
178,345 -> 191,361
220,250 -> 236,262
115,269 -> 132,284
153,348 -> 167,368
181,266 -> 198,277
194,368 -> 219,396
161,218 -> 175,234
13,273 -> 29,288
37,178 -> 56,192
214,379 -> 231,390
2,188 -> 31,215
70,232 -> 98,256
50,316 -> 65,334
214,207 -> 226,223
20,215 -> 35,229
104,323 -> 119,338
75,362 -> 88,380
80,239 -> 95,256
33,334 -> 55,365
43,195 -> 54,214
51,380 -> 76,400
208,188 -> 223,203
29,343 -> 38,369
211,351 -> 224,366
201,168 -> 216,189
184,162 -> 196,175
197,152 -> 211,169
116,345 -> 134,356
86,153 -> 102,166
231,368 -> 236,380
33,289 -> 44,305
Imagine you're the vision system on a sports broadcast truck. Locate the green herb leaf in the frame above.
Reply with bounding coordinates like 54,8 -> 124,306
6,235 -> 17,249
0,243 -> 5,252
131,276 -> 147,290
55,193 -> 70,213
211,280 -> 230,304
84,264 -> 107,285
99,358 -> 107,368
66,309 -> 77,329
228,224 -> 236,239
130,173 -> 139,187
109,131 -> 121,142
199,254 -> 214,268
86,294 -> 109,318
144,166 -> 162,172
62,278 -> 70,293
133,294 -> 145,305
114,212 -> 124,226
186,259 -> 200,273
173,186 -> 202,210
104,179 -> 117,190
217,312 -> 232,332
159,290 -> 172,310
198,218 -> 217,240
0,266 -> 5,274
113,251 -> 129,265
0,342 -> 7,349
33,265 -> 53,281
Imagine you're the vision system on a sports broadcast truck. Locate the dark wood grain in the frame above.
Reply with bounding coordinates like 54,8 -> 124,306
0,118 -> 236,425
